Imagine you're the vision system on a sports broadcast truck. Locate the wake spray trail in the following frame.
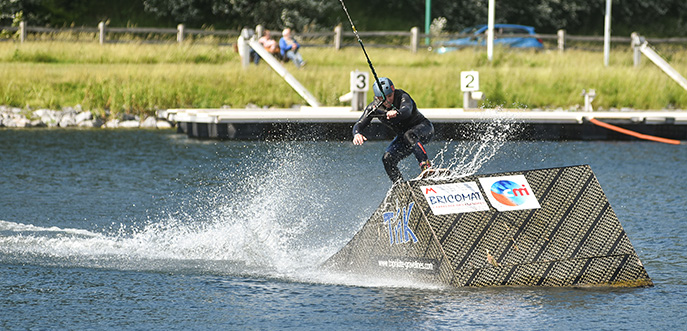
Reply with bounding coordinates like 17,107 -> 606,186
0,142 -> 347,279
120,142 -> 346,275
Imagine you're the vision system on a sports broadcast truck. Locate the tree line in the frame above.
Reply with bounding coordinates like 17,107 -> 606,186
1,0 -> 686,37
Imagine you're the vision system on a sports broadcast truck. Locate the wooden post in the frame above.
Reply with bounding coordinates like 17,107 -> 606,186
410,27 -> 418,53
557,29 -> 565,52
238,28 -> 251,68
334,25 -> 342,50
631,32 -> 642,67
98,22 -> 105,45
19,21 -> 26,43
177,24 -> 184,43
255,24 -> 264,40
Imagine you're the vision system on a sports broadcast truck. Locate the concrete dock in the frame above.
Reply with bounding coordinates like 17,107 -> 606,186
162,107 -> 687,141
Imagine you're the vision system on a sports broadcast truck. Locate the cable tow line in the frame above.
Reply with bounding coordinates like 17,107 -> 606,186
337,0 -> 384,100
588,117 -> 681,145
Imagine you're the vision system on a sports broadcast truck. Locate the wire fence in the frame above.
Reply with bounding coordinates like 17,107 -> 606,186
2,22 -> 687,53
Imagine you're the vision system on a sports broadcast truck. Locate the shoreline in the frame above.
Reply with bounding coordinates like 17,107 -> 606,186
0,105 -> 174,129
5,105 -> 687,142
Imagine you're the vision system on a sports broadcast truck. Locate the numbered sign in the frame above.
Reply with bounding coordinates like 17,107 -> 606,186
350,71 -> 370,92
460,71 -> 479,92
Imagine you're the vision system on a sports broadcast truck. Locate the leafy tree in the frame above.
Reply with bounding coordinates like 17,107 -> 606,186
141,0 -> 338,31
0,0 -> 91,26
421,0 -> 687,36
612,0 -> 687,36
1,0 -> 686,36
0,0 -> 150,27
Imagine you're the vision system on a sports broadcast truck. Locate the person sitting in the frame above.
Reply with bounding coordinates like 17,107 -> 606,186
279,28 -> 306,68
255,29 -> 281,64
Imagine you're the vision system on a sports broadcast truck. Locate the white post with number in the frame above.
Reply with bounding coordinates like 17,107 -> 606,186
461,71 -> 481,109
350,70 -> 370,111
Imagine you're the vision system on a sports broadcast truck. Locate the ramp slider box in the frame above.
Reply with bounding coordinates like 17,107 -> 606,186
323,165 -> 653,288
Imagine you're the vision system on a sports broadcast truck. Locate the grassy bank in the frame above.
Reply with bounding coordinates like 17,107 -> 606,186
1,41 -> 686,118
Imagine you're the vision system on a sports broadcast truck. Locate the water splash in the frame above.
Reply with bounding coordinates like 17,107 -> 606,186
0,142 -> 343,279
426,110 -> 521,181
0,117 -> 520,288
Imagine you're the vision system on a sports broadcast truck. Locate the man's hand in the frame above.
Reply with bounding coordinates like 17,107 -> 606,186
386,110 -> 398,119
353,133 -> 367,145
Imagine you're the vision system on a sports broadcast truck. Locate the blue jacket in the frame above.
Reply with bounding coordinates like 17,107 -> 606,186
279,37 -> 300,56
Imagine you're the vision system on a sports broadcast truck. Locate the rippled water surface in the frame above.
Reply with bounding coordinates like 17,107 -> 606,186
1,129 -> 685,330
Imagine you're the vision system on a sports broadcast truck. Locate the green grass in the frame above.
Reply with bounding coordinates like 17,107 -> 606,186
1,41 -> 686,119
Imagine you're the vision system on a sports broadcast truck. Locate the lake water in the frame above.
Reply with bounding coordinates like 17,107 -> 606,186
1,128 -> 686,330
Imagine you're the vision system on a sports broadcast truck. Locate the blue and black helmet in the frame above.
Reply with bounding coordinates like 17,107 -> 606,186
373,77 -> 394,97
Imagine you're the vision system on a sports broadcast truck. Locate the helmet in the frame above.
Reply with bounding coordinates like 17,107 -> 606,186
373,77 -> 395,97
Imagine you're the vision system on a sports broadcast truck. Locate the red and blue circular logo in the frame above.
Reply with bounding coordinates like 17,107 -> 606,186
490,180 -> 528,206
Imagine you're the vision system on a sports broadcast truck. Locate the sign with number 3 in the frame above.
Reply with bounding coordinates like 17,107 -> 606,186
350,70 -> 369,92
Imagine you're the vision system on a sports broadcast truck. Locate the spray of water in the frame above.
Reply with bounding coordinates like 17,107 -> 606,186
0,115 -> 520,287
424,110 -> 521,181
0,142 -> 343,280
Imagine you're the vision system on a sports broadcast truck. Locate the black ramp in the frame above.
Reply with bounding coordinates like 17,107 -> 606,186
322,165 -> 653,287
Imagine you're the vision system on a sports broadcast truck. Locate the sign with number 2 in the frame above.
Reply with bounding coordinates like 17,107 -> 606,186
460,71 -> 479,92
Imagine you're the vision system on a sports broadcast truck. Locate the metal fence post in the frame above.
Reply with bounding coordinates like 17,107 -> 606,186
557,29 -> 565,52
19,21 -> 26,43
410,27 -> 418,53
98,22 -> 105,45
177,24 -> 184,43
334,25 -> 342,50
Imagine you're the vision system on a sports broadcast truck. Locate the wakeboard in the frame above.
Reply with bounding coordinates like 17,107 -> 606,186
413,168 -> 453,180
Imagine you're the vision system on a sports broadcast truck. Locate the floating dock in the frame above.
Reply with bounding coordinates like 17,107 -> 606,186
322,165 -> 653,288
163,107 -> 687,141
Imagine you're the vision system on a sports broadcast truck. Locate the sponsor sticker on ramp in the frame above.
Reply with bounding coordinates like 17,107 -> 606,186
421,182 -> 489,215
376,256 -> 439,274
479,175 -> 541,211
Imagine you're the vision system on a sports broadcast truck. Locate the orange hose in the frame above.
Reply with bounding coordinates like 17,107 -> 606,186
588,118 -> 681,145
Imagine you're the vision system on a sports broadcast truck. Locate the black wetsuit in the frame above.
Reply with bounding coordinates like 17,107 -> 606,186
352,89 -> 434,182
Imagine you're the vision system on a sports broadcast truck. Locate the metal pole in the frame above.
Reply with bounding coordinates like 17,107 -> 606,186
248,38 -> 321,107
604,0 -> 612,66
337,0 -> 384,102
639,43 -> 687,92
487,0 -> 495,62
425,0 -> 431,45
